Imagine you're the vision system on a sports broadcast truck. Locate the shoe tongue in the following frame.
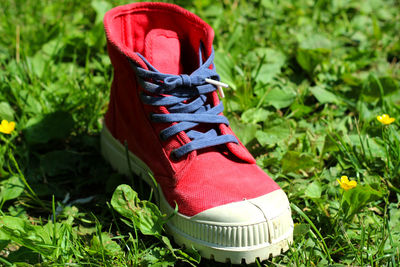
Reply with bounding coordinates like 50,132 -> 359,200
144,29 -> 183,75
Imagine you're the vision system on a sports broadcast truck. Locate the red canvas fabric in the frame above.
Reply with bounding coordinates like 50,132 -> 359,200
103,2 -> 281,216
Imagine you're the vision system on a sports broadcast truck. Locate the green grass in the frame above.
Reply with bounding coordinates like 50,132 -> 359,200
1,0 -> 400,266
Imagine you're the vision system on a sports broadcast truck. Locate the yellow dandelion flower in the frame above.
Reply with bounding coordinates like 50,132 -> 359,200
337,176 -> 357,191
0,120 -> 16,134
376,114 -> 395,125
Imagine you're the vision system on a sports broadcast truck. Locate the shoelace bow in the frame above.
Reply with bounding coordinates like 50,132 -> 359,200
135,48 -> 238,159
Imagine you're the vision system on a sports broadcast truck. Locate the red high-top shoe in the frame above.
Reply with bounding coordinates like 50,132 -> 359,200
101,2 -> 293,264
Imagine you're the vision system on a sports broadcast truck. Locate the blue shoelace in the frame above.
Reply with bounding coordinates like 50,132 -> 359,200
134,47 -> 238,159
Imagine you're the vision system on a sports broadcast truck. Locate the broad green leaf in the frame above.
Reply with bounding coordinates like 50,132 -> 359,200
296,48 -> 330,74
256,124 -> 290,146
348,135 -> 385,159
252,48 -> 286,84
27,53 -> 46,78
0,216 -> 47,254
342,73 -> 362,87
91,0 -> 112,24
256,119 -> 291,146
0,223 -> 10,242
0,216 -> 26,233
111,184 -> 165,237
290,102 -> 314,118
389,203 -> 400,233
321,135 -> 340,156
363,75 -> 398,99
0,102 -> 15,121
309,86 -> 340,104
356,100 -> 375,121
305,182 -> 322,198
387,203 -> 400,248
24,111 -> 74,145
298,33 -> 332,50
342,184 -> 383,220
263,88 -> 296,109
194,0 -> 213,9
90,232 -> 122,255
141,246 -> 176,266
281,151 -> 318,173
0,176 -> 25,203
261,0 -> 275,9
229,116 -> 260,145
293,223 -> 310,238
18,90 -> 42,114
40,38 -> 62,58
241,108 -> 271,124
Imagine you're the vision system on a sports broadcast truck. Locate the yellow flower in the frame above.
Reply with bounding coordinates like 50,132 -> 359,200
376,114 -> 395,125
337,176 -> 357,191
0,120 -> 16,134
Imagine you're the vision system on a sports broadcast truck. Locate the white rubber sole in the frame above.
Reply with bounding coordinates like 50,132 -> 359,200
100,125 -> 294,264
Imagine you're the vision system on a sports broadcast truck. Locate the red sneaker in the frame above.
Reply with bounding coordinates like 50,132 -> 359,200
101,2 -> 293,264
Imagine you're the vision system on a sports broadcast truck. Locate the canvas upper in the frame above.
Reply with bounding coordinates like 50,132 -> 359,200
103,2 -> 282,217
